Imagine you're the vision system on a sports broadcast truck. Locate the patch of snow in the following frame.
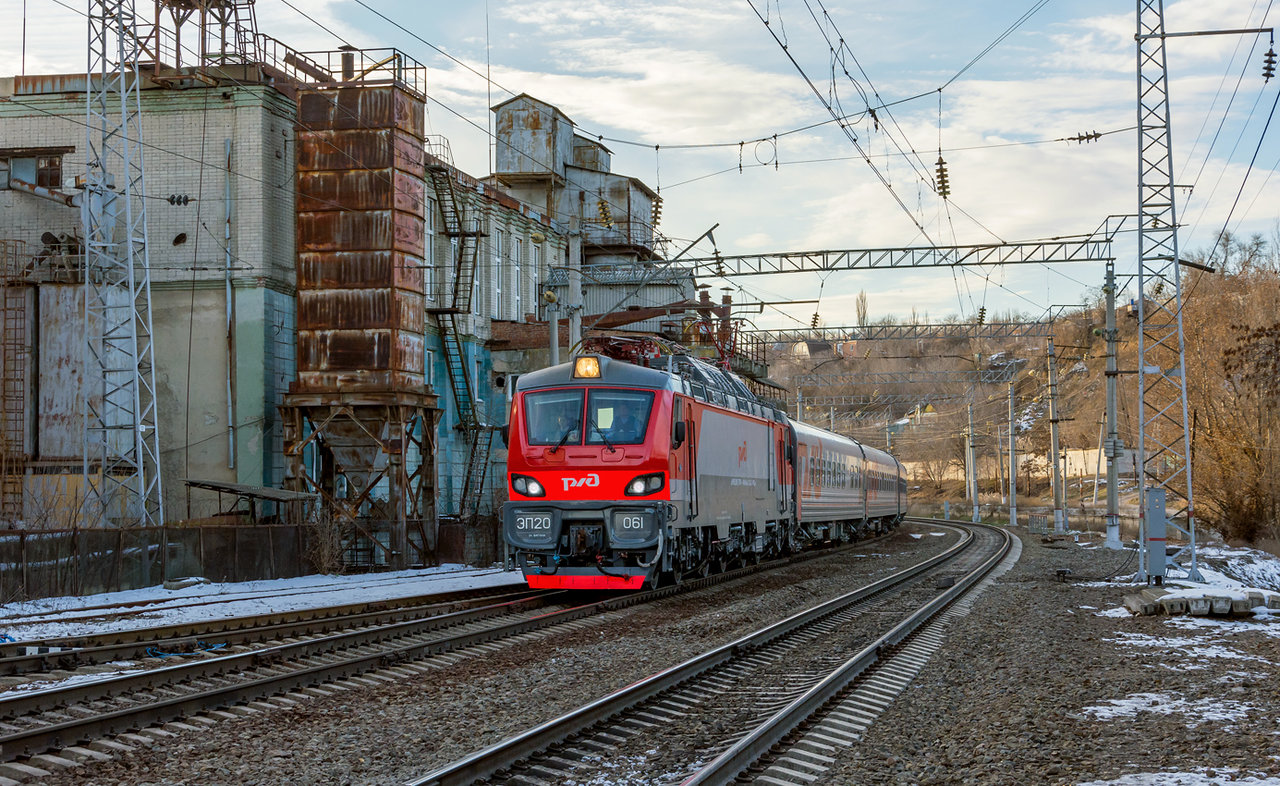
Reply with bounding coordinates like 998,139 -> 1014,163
0,565 -> 526,643
1079,691 -> 1255,726
1094,607 -> 1131,618
1078,771 -> 1280,785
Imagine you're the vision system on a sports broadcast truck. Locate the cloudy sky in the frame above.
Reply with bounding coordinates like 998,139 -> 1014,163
4,0 -> 1277,328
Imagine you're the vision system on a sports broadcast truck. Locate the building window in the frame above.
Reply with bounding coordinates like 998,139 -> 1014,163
514,236 -> 523,319
425,348 -> 435,388
492,228 -> 504,320
533,242 -> 543,312
36,156 -> 62,189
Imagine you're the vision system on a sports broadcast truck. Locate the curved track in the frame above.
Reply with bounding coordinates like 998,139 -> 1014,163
407,521 -> 1011,786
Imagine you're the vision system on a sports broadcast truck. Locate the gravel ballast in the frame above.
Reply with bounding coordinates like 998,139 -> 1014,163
28,525 -> 1280,785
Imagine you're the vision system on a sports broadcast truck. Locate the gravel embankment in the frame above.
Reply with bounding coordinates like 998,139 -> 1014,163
830,531 -> 1280,785
28,527 -> 1280,785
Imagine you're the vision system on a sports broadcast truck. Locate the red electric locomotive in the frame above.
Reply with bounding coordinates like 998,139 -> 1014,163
501,350 -> 906,590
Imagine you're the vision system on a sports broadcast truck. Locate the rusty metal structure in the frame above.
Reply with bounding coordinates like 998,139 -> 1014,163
281,51 -> 438,569
140,0 -> 333,96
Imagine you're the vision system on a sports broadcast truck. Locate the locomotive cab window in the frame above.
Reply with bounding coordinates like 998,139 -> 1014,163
586,390 -> 654,446
524,389 -> 585,445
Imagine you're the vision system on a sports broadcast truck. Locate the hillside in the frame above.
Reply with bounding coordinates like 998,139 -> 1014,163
766,232 -> 1280,545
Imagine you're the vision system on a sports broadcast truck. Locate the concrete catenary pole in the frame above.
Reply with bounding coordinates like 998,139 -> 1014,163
1102,259 -> 1123,549
1048,339 -> 1065,533
548,302 -> 560,366
1009,380 -> 1017,527
969,403 -> 979,523
567,216 -> 583,353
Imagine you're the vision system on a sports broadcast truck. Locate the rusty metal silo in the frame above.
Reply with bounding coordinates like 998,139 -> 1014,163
280,51 -> 438,569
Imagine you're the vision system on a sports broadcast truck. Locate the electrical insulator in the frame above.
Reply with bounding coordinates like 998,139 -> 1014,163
976,306 -> 986,325
652,196 -> 663,227
1264,47 -> 1277,81
935,156 -> 951,200
597,199 -> 614,229
810,312 -> 820,329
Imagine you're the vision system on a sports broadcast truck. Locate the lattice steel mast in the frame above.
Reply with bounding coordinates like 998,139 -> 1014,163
1133,3 -> 1271,581
83,0 -> 163,527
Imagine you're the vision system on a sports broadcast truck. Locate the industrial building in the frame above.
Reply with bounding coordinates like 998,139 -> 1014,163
0,4 -> 753,599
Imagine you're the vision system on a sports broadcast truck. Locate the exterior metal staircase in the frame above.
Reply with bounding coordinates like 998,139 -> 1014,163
424,142 -> 491,522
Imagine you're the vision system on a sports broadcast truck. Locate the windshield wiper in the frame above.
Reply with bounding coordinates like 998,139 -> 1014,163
549,426 -> 575,454
590,418 -> 617,453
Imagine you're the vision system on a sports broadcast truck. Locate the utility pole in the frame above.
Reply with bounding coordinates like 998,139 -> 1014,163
968,403 -> 979,523
1102,259 -> 1122,549
548,301 -> 560,366
83,0 -> 164,527
995,424 -> 1006,505
1047,339 -> 1065,533
1008,380 -> 1017,528
1130,3 -> 1268,580
567,216 -> 582,353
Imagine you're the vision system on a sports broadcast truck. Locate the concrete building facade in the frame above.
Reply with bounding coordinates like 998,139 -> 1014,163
0,76 -> 295,525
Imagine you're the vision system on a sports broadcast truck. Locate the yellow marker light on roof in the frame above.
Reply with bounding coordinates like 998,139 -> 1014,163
573,356 -> 602,378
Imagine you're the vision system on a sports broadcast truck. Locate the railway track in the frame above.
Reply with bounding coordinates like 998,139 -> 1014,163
0,584 -> 552,678
0,532 -> 890,770
407,521 -> 1012,786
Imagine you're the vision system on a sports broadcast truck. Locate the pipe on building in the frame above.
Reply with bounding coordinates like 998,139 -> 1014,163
7,177 -> 81,207
225,139 -> 236,470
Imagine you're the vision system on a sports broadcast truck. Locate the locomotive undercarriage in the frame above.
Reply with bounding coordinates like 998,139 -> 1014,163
506,503 -> 905,590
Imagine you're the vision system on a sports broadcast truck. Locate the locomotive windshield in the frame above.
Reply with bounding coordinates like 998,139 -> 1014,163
524,389 -> 584,446
522,388 -> 653,447
585,390 -> 653,446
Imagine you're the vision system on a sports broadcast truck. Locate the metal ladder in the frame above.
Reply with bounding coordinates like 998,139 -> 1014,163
424,145 -> 491,521
0,244 -> 26,522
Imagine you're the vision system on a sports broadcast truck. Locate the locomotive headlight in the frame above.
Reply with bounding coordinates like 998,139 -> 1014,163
624,473 -> 664,496
511,474 -> 545,497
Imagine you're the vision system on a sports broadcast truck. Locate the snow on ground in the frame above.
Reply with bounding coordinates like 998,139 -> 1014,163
1079,771 -> 1280,785
1078,690 -> 1256,726
0,565 -> 525,643
1200,544 -> 1280,593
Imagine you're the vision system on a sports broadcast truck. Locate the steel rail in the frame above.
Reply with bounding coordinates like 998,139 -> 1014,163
682,522 -> 1012,785
0,535 -> 889,762
406,521 -> 972,786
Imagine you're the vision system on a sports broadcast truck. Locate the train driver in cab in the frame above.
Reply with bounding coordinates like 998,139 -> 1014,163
609,400 -> 643,443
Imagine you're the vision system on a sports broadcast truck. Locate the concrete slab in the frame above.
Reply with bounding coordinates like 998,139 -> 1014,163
62,745 -> 113,762
30,753 -> 80,770
1123,594 -> 1154,615
0,762 -> 52,780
